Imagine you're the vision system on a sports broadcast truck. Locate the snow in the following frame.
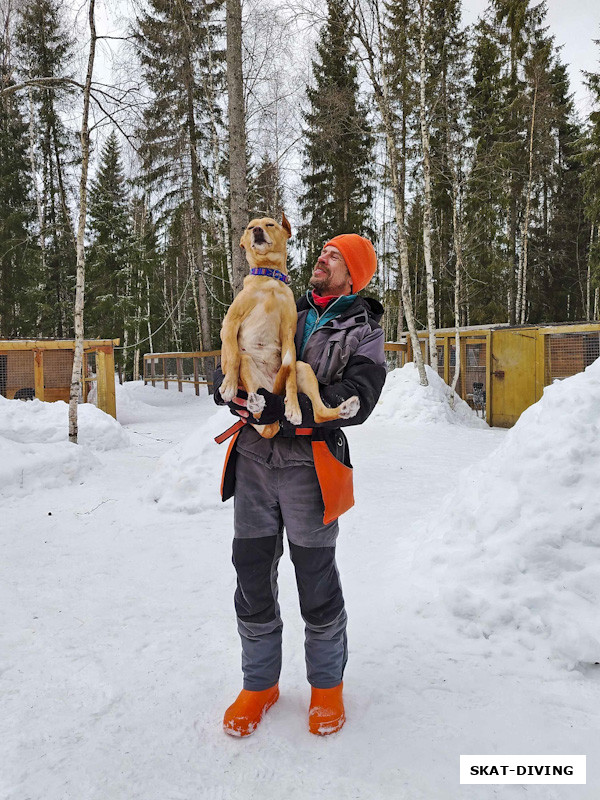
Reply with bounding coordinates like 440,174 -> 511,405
0,395 -> 127,495
148,405 -> 232,514
3,371 -> 600,799
410,358 -> 600,669
371,362 -> 488,427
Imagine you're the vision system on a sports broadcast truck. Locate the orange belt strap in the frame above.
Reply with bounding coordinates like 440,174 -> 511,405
214,418 -> 246,444
215,420 -> 313,444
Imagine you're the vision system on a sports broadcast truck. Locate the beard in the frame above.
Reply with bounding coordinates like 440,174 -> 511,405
309,266 -> 331,295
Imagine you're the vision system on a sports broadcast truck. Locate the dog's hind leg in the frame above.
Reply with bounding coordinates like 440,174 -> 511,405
296,361 -> 360,423
275,319 -> 302,425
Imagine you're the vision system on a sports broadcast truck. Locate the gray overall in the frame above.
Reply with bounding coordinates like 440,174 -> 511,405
230,295 -> 386,690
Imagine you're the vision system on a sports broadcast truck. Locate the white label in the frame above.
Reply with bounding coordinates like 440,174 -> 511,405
460,755 -> 586,784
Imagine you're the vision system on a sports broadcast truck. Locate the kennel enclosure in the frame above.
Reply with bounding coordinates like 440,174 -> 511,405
0,339 -> 119,418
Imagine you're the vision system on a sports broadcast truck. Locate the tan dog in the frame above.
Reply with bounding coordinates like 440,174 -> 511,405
218,214 -> 359,438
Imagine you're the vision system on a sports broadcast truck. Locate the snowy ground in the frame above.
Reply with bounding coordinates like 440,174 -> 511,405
2,369 -> 599,800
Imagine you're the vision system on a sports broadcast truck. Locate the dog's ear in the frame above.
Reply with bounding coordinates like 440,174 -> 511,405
281,211 -> 292,239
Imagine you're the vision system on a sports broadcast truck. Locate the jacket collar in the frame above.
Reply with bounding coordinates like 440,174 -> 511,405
297,293 -> 384,324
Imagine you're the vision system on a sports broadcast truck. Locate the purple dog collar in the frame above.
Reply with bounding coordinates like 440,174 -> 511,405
249,267 -> 290,284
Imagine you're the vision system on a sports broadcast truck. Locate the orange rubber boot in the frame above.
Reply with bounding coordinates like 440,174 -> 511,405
308,682 -> 345,735
223,684 -> 279,737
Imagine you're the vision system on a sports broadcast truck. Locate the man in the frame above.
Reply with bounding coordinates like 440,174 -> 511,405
214,233 -> 386,736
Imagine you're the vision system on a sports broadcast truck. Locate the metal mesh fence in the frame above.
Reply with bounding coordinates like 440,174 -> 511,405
437,344 -> 445,379
44,350 -> 73,388
448,338 -> 487,416
0,351 -> 35,398
546,332 -> 600,381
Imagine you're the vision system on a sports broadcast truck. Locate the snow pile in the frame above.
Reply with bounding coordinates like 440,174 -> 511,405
0,395 -> 127,496
0,434 -> 97,496
0,396 -> 128,451
148,406 -> 233,514
370,363 -> 487,427
412,358 -> 600,668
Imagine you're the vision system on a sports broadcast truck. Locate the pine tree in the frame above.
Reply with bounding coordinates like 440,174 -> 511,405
86,132 -> 132,350
464,18 -> 510,324
298,0 -> 374,290
580,43 -> 600,320
0,37 -> 37,336
16,0 -> 77,337
249,152 -> 285,219
492,0 -> 546,322
127,194 -> 161,380
426,0 -> 467,329
133,0 -> 226,358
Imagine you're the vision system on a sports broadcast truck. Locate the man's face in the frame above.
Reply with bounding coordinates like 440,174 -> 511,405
309,246 -> 353,296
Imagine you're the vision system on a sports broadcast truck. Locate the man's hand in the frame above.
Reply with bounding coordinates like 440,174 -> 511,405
212,368 -> 250,417
252,389 -> 285,424
228,391 -> 250,419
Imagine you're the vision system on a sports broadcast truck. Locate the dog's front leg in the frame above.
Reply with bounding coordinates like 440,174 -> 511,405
219,304 -> 245,402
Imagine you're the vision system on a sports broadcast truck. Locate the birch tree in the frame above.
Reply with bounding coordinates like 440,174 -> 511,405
352,0 -> 427,384
417,0 -> 437,370
68,0 -> 96,443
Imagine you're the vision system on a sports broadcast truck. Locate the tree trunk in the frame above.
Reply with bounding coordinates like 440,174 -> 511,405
181,45 -> 213,384
68,0 -> 96,443
355,3 -> 426,384
517,80 -> 537,325
226,0 -> 248,297
27,87 -> 46,332
145,274 -> 153,352
418,0 -> 437,371
450,173 -> 463,409
586,223 -> 594,321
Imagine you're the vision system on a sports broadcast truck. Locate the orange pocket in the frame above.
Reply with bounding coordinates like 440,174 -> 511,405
311,440 -> 354,525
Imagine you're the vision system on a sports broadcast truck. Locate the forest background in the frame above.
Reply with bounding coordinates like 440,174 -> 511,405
2,0 -> 600,382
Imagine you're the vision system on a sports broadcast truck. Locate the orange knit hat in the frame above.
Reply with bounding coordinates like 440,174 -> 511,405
324,234 -> 377,293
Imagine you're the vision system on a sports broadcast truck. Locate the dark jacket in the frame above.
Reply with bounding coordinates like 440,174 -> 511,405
233,294 -> 387,470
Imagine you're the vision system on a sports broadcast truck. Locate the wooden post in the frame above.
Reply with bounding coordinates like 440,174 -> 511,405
82,351 -> 88,403
460,338 -> 466,399
535,330 -> 546,402
485,330 -> 492,424
96,347 -> 117,418
163,357 -> 168,390
193,357 -> 199,396
151,358 -> 156,387
33,349 -> 44,401
143,356 -> 147,386
176,357 -> 183,392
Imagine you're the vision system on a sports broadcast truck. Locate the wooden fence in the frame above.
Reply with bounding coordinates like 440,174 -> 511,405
143,343 -> 407,394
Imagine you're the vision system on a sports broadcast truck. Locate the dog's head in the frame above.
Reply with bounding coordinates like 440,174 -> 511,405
240,213 -> 292,270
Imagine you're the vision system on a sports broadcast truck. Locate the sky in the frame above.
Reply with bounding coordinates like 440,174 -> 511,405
461,0 -> 600,117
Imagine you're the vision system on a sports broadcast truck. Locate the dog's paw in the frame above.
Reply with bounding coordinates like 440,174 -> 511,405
285,406 -> 302,425
338,395 -> 360,419
285,396 -> 302,425
219,377 -> 237,403
247,392 -> 266,415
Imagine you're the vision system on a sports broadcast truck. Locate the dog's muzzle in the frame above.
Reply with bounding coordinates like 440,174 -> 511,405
251,227 -> 271,247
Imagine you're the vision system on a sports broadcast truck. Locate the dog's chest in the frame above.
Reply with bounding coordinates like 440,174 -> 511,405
238,298 -> 284,380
